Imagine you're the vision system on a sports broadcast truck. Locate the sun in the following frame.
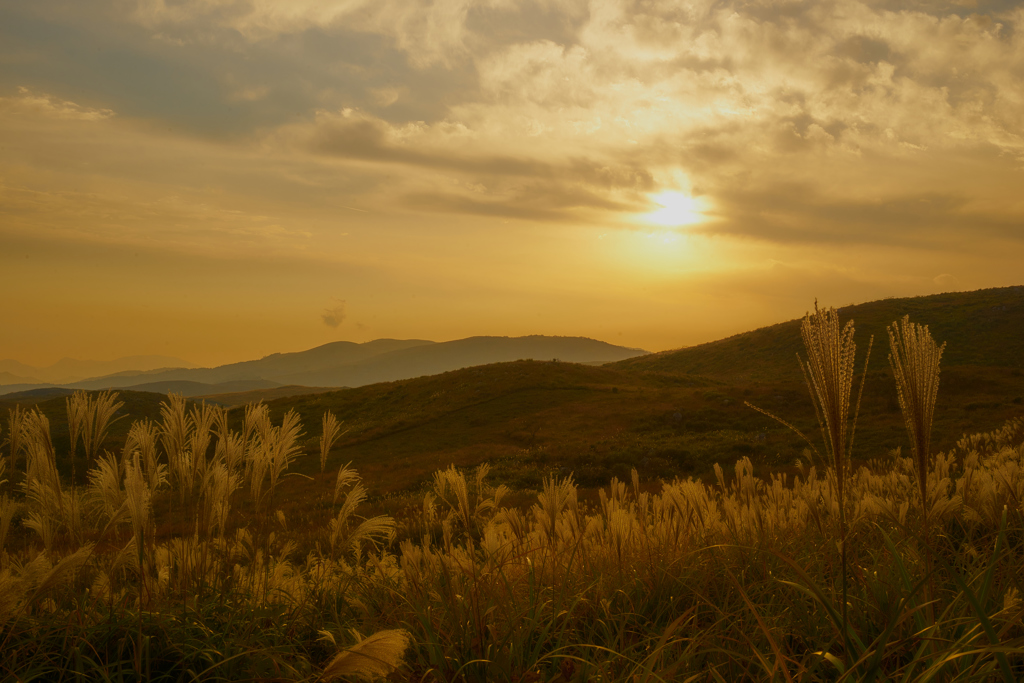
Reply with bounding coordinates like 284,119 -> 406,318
645,191 -> 705,227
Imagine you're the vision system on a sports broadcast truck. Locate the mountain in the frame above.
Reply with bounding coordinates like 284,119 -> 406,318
65,339 -> 434,390
0,371 -> 43,385
0,336 -> 647,395
271,336 -> 647,387
0,355 -> 196,385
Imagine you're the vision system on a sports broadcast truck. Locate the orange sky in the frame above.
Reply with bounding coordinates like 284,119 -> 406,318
2,0 -> 1023,367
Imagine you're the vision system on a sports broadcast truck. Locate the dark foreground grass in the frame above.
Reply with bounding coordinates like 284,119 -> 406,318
2,413 -> 1024,682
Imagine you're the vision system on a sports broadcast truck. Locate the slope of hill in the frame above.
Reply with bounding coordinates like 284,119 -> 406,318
197,385 -> 337,406
2,287 -> 1021,503
121,379 -> 283,397
612,286 -> 1024,381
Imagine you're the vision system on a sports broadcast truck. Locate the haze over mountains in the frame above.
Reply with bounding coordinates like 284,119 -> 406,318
0,355 -> 197,386
0,336 -> 648,397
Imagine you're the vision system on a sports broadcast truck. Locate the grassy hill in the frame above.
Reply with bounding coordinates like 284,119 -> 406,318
613,286 -> 1024,381
3,286 -> 1022,516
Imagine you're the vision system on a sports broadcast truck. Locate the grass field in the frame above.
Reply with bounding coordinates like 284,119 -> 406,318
1,289 -> 1023,680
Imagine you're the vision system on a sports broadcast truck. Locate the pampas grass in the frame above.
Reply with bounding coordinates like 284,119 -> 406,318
320,629 -> 412,681
320,411 -> 343,474
67,390 -> 125,466
888,314 -> 946,510
4,405 -> 25,479
0,495 -> 19,555
2,335 -> 1024,681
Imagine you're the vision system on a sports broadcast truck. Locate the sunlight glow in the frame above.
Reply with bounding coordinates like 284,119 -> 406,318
645,191 -> 705,227
595,227 -> 700,276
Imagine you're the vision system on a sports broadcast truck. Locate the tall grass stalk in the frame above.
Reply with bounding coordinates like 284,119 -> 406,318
797,303 -> 871,666
320,411 -> 343,474
5,406 -> 26,481
747,303 -> 872,665
887,315 -> 945,512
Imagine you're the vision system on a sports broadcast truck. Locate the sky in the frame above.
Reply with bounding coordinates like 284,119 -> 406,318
1,0 -> 1022,368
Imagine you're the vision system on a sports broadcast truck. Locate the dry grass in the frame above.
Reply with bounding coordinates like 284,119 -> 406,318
320,410 -> 343,474
0,312 -> 1022,681
888,314 -> 946,509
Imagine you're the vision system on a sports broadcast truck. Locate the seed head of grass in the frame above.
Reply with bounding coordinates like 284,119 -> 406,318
333,461 -> 361,505
888,314 -> 945,509
320,411 -> 344,474
73,390 -> 126,463
798,303 -> 860,507
320,628 -> 412,681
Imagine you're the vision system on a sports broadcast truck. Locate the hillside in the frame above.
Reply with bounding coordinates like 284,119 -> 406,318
2,287 -> 1022,503
612,286 -> 1024,381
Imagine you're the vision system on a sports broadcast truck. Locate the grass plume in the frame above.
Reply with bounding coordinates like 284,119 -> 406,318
888,314 -> 946,510
320,410 -> 343,474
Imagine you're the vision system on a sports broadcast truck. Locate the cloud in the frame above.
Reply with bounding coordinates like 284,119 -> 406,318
130,0 -> 491,67
322,300 -> 346,328
7,0 -> 1024,248
0,87 -> 115,121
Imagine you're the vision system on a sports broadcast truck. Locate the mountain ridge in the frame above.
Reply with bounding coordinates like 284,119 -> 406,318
0,355 -> 197,385
0,336 -> 648,396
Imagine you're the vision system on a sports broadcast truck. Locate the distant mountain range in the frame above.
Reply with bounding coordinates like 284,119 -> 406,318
0,336 -> 648,397
0,355 -> 197,385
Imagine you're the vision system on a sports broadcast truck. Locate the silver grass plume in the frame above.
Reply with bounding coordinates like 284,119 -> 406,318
320,629 -> 412,681
798,303 -> 859,510
75,390 -> 125,463
124,451 -> 152,547
21,410 -> 71,549
187,402 -> 217,491
243,409 -> 304,509
243,401 -> 269,450
798,302 -> 871,666
125,420 -> 166,493
320,411 -> 343,473
6,406 -> 27,476
66,391 -> 88,462
342,516 -> 396,560
124,450 -> 151,605
159,394 -> 194,499
266,409 -> 304,497
433,465 -> 472,530
216,430 -> 245,475
85,452 -> 126,524
334,461 -> 360,505
200,462 -> 239,538
329,482 -> 395,558
331,483 -> 368,548
533,473 -> 578,542
888,315 -> 946,509
2,544 -> 94,624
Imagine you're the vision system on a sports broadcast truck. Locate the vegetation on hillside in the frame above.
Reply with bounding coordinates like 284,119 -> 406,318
1,304 -> 1023,681
614,286 -> 1024,381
